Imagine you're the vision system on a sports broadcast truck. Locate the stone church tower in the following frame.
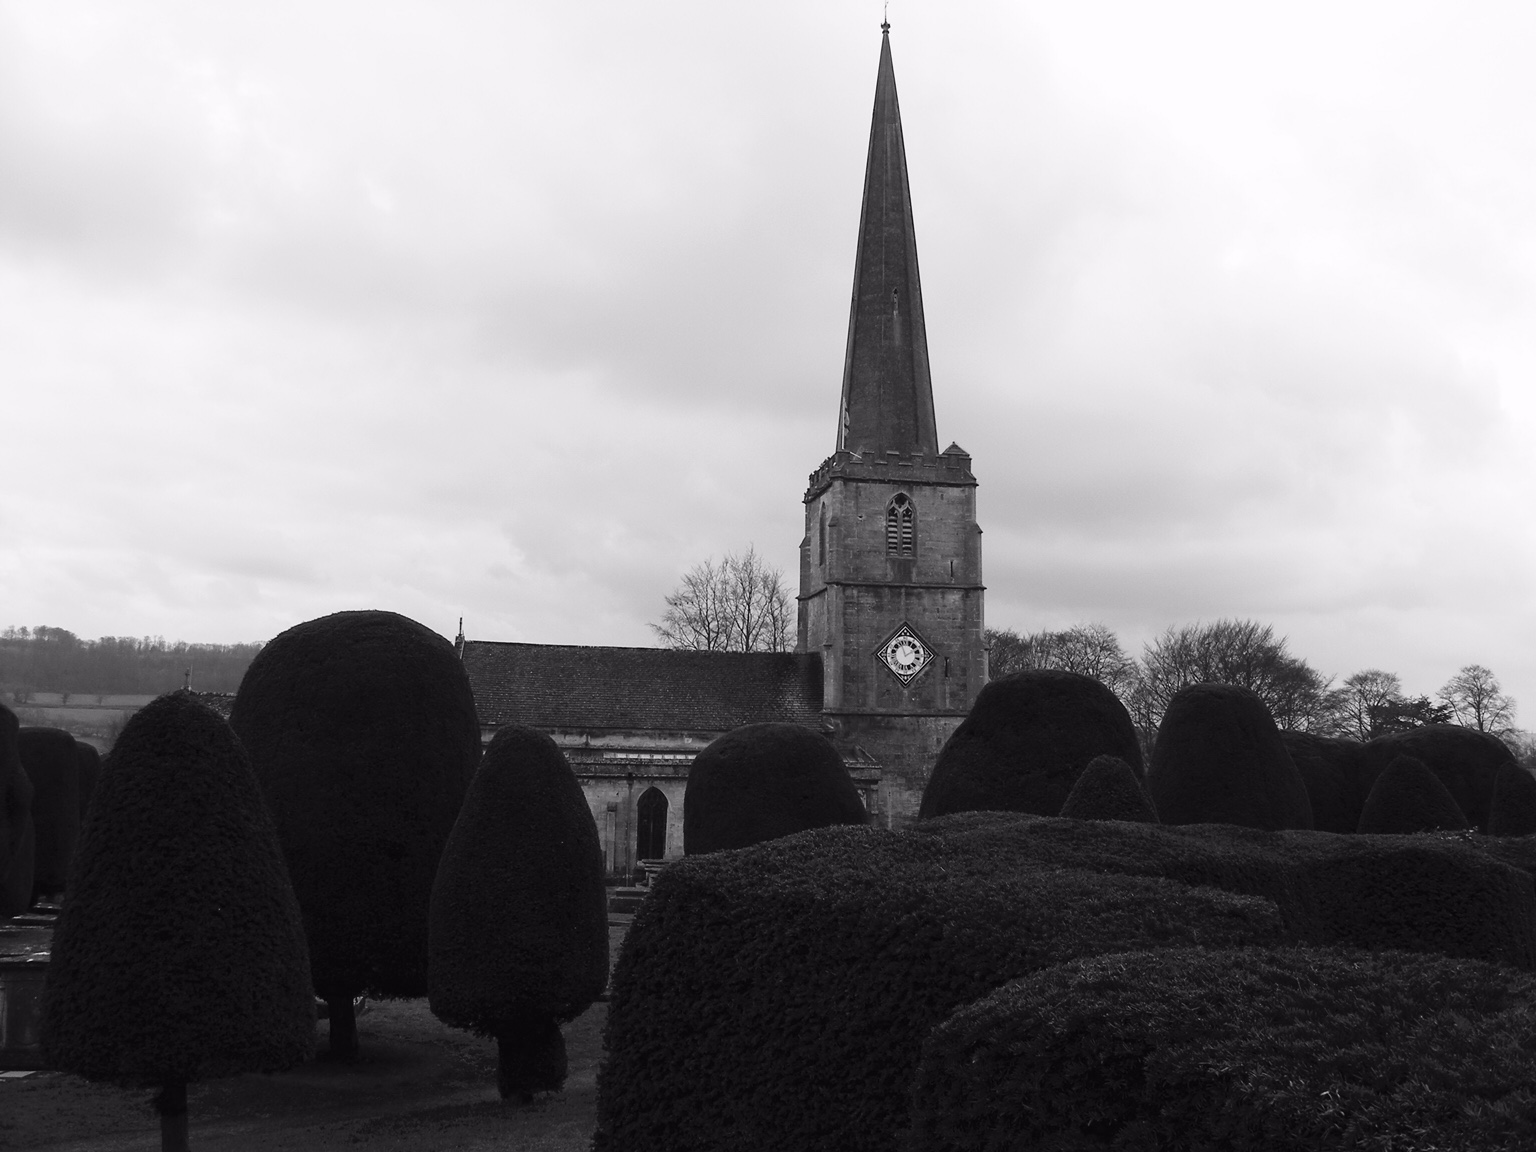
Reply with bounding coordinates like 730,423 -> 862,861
798,24 -> 985,824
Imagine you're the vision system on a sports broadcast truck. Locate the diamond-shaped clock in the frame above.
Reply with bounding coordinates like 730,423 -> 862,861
879,623 -> 934,685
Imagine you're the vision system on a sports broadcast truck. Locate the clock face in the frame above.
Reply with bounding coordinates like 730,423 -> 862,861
880,624 -> 934,685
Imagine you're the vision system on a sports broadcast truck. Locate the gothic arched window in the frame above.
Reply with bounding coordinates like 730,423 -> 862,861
886,492 -> 915,557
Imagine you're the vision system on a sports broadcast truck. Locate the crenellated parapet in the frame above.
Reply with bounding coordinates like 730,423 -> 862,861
805,442 -> 975,501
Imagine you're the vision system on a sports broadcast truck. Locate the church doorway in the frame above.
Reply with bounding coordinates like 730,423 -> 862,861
636,787 -> 668,861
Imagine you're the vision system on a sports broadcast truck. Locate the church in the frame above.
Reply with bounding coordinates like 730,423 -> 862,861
460,24 -> 986,878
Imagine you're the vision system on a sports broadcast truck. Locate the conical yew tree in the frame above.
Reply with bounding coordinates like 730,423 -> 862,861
1357,754 -> 1469,835
0,703 -> 35,916
429,726 -> 608,1101
229,609 -> 480,1058
18,727 -> 81,904
41,692 -> 314,1152
1057,754 -> 1159,823
1488,761 -> 1536,837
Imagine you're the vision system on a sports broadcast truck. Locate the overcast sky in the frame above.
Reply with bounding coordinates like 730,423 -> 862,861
1,1 -> 1533,717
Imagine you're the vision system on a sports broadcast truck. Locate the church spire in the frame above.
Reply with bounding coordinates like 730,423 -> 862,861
836,24 -> 939,459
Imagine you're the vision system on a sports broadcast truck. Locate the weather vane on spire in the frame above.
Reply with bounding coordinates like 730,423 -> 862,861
882,1 -> 890,33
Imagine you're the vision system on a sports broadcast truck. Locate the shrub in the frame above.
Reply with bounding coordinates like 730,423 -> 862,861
1357,753 -> 1468,834
41,692 -> 313,1150
1359,724 -> 1512,832
683,722 -> 868,854
74,740 -> 101,824
228,609 -> 480,1058
1279,730 -> 1363,833
0,702 -> 34,916
18,727 -> 81,903
906,946 -> 1536,1152
913,812 -> 1536,970
1148,683 -> 1313,830
918,670 -> 1143,820
593,823 -> 1287,1152
1057,754 -> 1158,822
1489,762 -> 1536,837
429,726 -> 608,1101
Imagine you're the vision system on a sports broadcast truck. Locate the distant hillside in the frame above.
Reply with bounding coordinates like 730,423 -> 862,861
1,626 -> 264,698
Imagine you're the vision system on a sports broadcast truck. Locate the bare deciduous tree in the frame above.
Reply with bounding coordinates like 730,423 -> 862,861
1338,669 -> 1403,741
651,547 -> 793,653
1437,664 -> 1516,734
985,623 -> 1138,699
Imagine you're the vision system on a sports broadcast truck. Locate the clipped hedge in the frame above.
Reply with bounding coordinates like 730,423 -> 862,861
593,823 -> 1287,1152
1488,762 -> 1536,837
919,670 -> 1143,820
1057,754 -> 1158,823
429,725 -> 608,1099
42,692 -> 313,1093
74,740 -> 100,824
0,702 -> 35,916
1359,724 -> 1513,832
229,609 -> 479,1055
911,812 -> 1536,970
1280,730 -> 1363,832
1357,753 -> 1468,834
683,723 -> 868,854
906,946 -> 1536,1152
18,727 -> 81,901
1148,683 -> 1313,831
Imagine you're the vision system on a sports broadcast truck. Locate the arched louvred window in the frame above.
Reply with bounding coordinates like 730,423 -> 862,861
886,492 -> 915,557
636,787 -> 668,861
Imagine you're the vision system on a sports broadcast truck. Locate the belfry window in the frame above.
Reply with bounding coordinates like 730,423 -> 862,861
886,492 -> 915,556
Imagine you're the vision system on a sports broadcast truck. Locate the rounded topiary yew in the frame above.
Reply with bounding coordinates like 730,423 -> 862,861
18,727 -> 81,903
429,726 -> 608,1102
0,703 -> 35,917
41,692 -> 313,1152
1057,754 -> 1158,823
1147,683 -> 1314,831
74,739 -> 101,824
1357,754 -> 1469,835
1280,730 -> 1364,833
683,723 -> 868,855
919,671 -> 1144,821
229,609 -> 480,1059
1358,725 -> 1511,832
1487,762 -> 1536,837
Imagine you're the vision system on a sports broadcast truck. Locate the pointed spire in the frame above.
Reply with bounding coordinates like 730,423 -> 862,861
836,25 -> 939,458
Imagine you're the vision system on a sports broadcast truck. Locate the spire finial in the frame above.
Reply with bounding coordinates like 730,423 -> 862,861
882,2 -> 890,33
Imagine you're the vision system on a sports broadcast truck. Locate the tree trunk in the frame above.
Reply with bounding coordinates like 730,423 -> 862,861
153,1080 -> 189,1152
496,1015 -> 567,1102
326,994 -> 359,1060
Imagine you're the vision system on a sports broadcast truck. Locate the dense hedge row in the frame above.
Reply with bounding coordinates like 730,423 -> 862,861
919,670 -> 1142,819
0,702 -> 34,916
906,946 -> 1536,1152
593,823 -> 1287,1152
683,723 -> 867,854
17,727 -> 81,900
913,812 -> 1536,968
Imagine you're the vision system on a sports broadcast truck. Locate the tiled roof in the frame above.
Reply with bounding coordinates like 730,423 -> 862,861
461,642 -> 825,733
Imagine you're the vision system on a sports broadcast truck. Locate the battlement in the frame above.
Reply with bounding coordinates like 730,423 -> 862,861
805,443 -> 975,500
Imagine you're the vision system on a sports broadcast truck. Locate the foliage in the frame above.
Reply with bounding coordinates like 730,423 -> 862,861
428,725 -> 608,1099
0,702 -> 35,916
1357,724 -> 1513,833
906,946 -> 1536,1152
0,626 -> 263,696
1278,731 -> 1364,833
40,692 -> 314,1087
651,546 -> 793,652
1134,619 -> 1343,738
683,722 -> 868,854
1148,682 -> 1314,831
1357,754 -> 1470,835
1487,762 -> 1536,837
1439,663 -> 1517,734
228,610 -> 480,1011
919,670 -> 1144,820
1372,693 -> 1456,733
984,623 -> 1137,698
593,822 -> 1286,1152
17,727 -> 80,901
1057,754 -> 1158,823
